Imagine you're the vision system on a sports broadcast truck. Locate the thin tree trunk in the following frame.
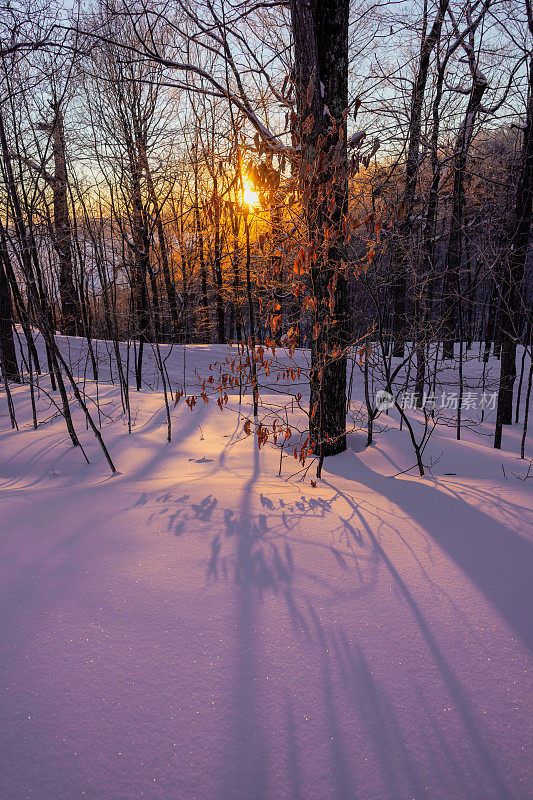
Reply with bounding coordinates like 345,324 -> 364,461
392,0 -> 449,357
194,169 -> 210,342
0,256 -> 20,382
41,103 -> 80,336
495,52 -> 533,446
442,68 -> 487,358
213,174 -> 225,343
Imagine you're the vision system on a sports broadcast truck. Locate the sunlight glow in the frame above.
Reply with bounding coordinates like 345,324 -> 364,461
242,178 -> 260,209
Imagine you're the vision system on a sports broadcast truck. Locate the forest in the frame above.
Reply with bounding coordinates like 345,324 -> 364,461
0,1 -> 532,799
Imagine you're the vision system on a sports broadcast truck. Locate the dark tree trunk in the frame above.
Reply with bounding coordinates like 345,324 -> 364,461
442,75 -> 487,358
230,214 -> 243,342
495,53 -> 533,447
49,104 -> 80,336
135,127 -> 181,341
392,0 -> 449,357
127,145 -> 152,389
291,0 -> 350,458
178,199 -> 190,343
0,258 -> 19,382
483,279 -> 499,362
194,171 -> 210,342
244,216 -> 258,415
419,54 -> 445,368
147,262 -> 162,343
213,176 -> 225,343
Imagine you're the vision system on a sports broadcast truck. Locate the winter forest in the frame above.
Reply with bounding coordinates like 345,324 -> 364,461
0,0 -> 532,798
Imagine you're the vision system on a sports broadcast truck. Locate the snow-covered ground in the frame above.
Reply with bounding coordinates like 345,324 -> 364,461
1,337 -> 532,800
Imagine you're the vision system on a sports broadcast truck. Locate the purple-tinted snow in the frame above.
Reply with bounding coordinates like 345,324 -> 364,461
0,340 -> 531,800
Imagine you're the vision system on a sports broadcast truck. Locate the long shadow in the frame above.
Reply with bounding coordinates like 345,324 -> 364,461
325,455 -> 533,652
321,475 -> 516,799
306,603 -> 358,800
0,484 -> 129,652
221,424 -> 269,799
0,432 -> 81,491
116,401 -> 218,488
334,629 -> 427,799
285,698 -> 304,800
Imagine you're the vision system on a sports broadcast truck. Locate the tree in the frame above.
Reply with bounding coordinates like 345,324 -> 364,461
441,0 -> 490,359
494,6 -> 533,447
391,0 -> 449,358
38,100 -> 80,336
0,255 -> 19,382
290,0 -> 350,458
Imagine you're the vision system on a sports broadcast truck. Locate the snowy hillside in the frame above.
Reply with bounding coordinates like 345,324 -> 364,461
1,338 -> 532,800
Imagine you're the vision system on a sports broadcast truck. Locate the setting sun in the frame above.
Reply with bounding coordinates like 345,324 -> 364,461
242,178 -> 260,209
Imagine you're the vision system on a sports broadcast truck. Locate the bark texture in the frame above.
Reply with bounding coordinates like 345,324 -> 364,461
495,53 -> 533,446
49,105 -> 80,336
291,0 -> 350,457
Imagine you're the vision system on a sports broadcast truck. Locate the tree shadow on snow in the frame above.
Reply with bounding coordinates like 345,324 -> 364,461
136,441 -> 527,799
324,454 -> 533,652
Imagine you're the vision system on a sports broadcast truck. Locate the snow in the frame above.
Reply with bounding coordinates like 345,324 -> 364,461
0,337 -> 532,800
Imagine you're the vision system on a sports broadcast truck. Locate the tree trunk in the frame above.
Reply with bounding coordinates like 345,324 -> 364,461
291,0 -> 350,458
494,53 -> 533,447
392,0 -> 449,357
194,170 -> 210,342
442,74 -> 487,358
127,145 -> 152,389
49,104 -> 80,336
230,213 -> 243,342
0,258 -> 19,382
213,175 -> 225,343
134,127 -> 181,341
